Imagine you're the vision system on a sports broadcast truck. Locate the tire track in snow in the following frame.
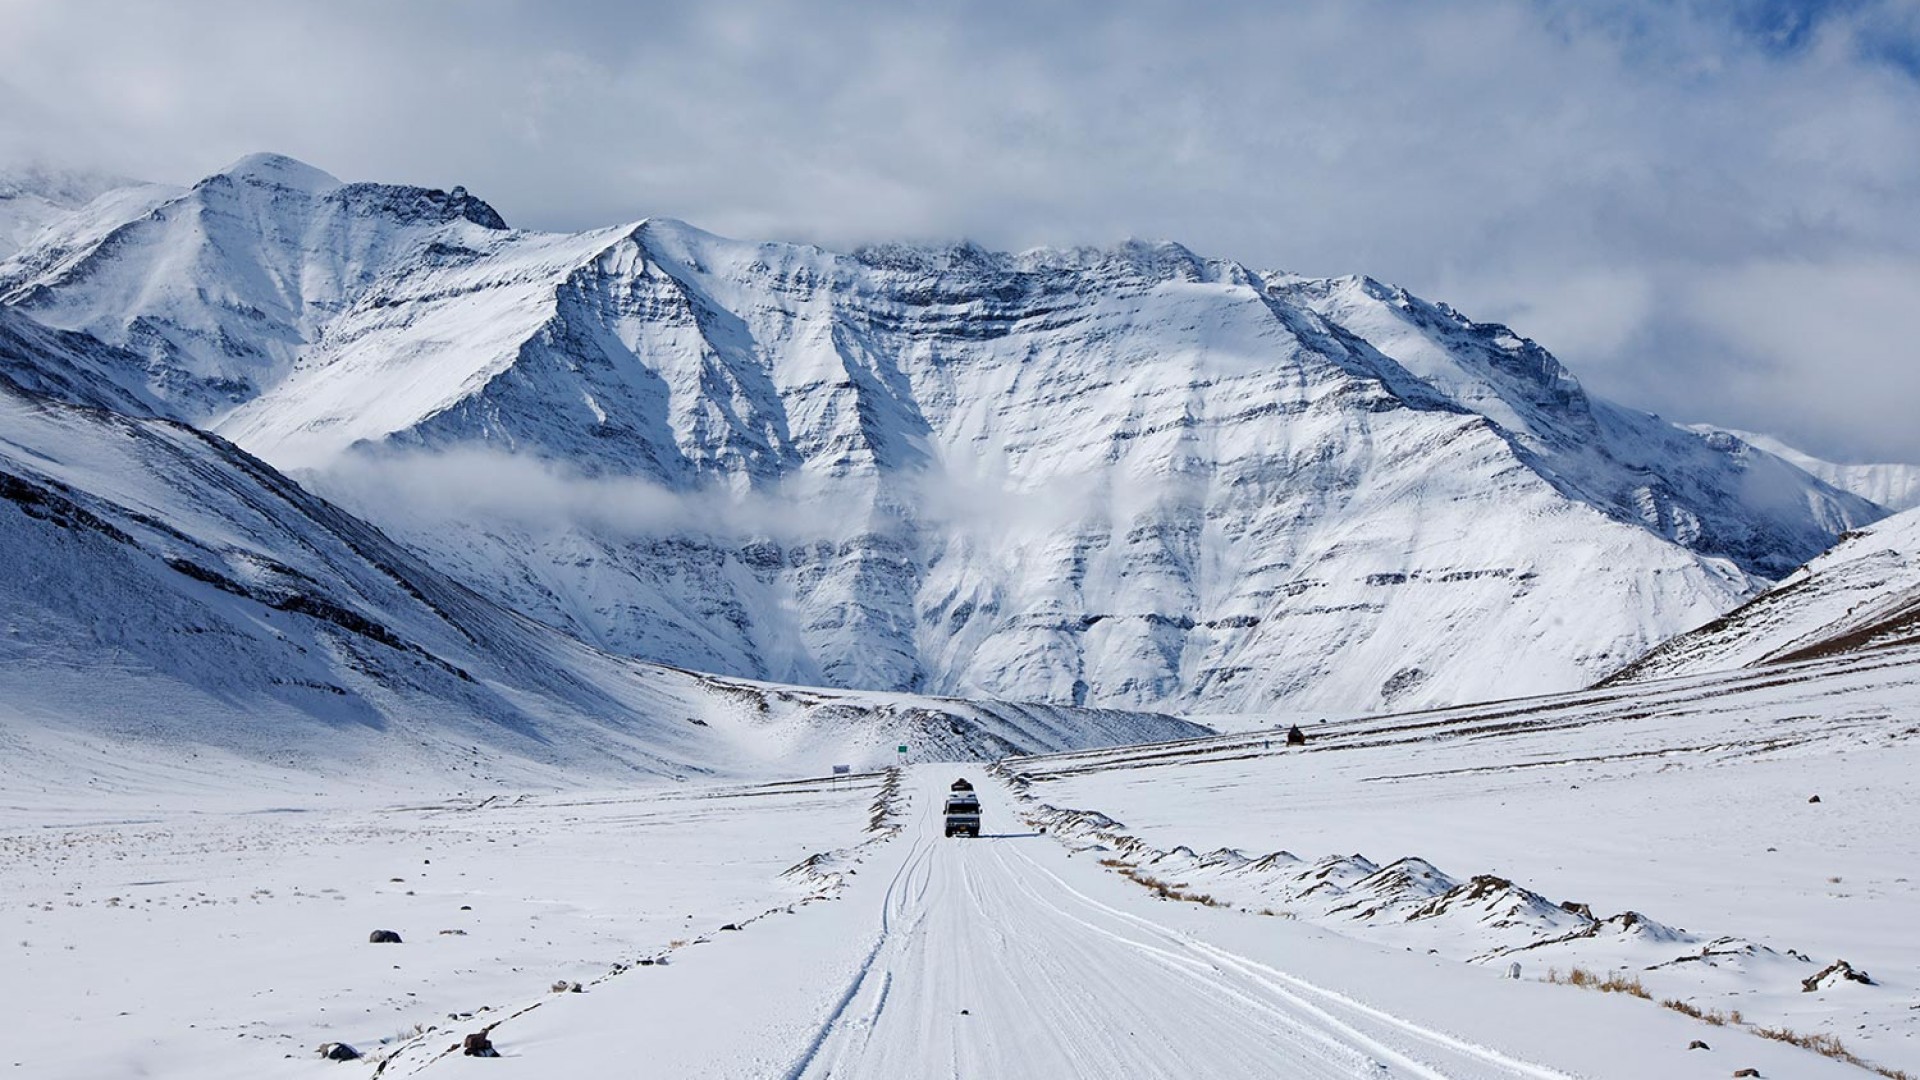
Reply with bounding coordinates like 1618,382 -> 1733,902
985,840 -> 1408,1077
972,842 -> 1368,1077
997,837 -> 1581,1080
783,787 -> 935,1080
793,770 -> 1573,1079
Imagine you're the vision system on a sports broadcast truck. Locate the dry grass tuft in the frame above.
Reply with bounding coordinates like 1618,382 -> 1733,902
1743,1024 -> 1914,1078
1546,966 -> 1649,999
1117,868 -> 1222,907
1568,975 -> 1911,1078
1660,999 -> 1729,1025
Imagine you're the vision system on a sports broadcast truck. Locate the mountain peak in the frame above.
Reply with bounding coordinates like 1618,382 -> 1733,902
195,153 -> 510,231
0,155 -> 1885,717
852,239 -> 1013,275
215,152 -> 342,193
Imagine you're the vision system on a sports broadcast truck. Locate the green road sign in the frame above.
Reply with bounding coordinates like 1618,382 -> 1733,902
897,745 -> 908,754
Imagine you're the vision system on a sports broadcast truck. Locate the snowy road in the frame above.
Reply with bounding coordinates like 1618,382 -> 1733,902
788,771 -> 1569,1080
403,768 -> 1863,1079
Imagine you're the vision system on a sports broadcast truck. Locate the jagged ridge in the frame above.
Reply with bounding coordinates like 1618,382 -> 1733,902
0,155 -> 1885,715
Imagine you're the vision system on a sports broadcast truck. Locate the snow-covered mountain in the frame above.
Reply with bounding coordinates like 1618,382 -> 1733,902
1605,504 -> 1920,683
0,164 -> 141,259
1686,424 -> 1920,512
0,308 -> 1201,780
0,154 -> 1885,716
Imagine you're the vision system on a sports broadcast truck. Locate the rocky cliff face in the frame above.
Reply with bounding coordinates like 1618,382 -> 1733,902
0,155 -> 1885,716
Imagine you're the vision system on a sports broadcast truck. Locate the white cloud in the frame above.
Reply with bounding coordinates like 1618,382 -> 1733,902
1456,269 -> 1657,363
310,445 -> 1112,548
1683,256 -> 1920,461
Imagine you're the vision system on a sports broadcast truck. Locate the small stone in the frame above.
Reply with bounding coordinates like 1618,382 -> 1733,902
319,1042 -> 361,1061
1808,795 -> 1821,804
462,1031 -> 499,1058
368,929 -> 402,944
1688,1040 -> 1710,1050
1733,1069 -> 1760,1078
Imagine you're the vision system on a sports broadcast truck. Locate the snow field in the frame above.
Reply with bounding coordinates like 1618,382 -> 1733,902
412,769 -> 1861,1078
0,740 -> 1898,1078
1005,648 -> 1920,1075
0,773 -> 886,1079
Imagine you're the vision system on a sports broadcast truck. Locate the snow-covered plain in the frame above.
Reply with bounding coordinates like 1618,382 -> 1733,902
0,769 -> 891,1079
5,764 -> 1885,1079
1002,645 -> 1920,1076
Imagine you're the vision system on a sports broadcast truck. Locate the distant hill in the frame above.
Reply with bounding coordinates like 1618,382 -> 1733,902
1606,504 -> 1920,684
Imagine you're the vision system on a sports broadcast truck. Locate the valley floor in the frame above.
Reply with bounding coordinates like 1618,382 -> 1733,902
6,759 -> 1895,1078
1006,649 -> 1920,1078
0,773 -> 881,1079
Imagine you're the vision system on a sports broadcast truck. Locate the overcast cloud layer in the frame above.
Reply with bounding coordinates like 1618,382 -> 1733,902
3,0 -> 1918,461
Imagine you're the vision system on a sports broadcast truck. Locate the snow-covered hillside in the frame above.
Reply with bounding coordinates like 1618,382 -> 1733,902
0,312 -> 1202,782
1688,425 -> 1920,512
0,154 -> 1883,716
1607,504 -> 1920,682
0,164 -> 140,258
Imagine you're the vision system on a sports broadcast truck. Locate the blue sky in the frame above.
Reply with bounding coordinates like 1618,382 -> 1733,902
1727,0 -> 1920,68
2,0 -> 1918,461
